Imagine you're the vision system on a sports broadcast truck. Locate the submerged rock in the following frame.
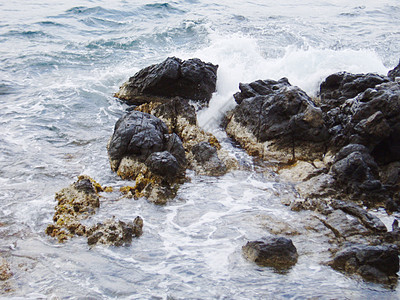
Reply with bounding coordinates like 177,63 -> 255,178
329,244 -> 399,284
242,236 -> 298,269
46,176 -> 144,246
0,257 -> 12,281
86,216 -> 143,247
115,57 -> 218,106
45,175 -> 101,242
226,78 -> 328,163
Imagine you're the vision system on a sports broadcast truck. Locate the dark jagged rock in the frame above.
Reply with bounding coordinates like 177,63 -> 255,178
153,97 -> 197,129
86,216 -> 143,247
145,151 -> 181,178
107,110 -> 187,203
330,144 -> 382,195
319,72 -> 389,110
107,110 -> 169,171
329,244 -> 399,283
191,141 -> 227,176
388,60 -> 400,81
115,57 -> 218,106
331,200 -> 387,233
107,110 -> 186,178
135,100 -> 237,177
242,236 -> 298,269
326,81 -> 400,163
226,78 -> 329,162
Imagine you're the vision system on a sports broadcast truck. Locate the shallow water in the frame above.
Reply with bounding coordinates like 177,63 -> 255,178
1,0 -> 400,298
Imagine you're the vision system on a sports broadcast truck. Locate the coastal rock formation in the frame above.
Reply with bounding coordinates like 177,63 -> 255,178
329,244 -> 399,284
225,78 -> 329,163
134,98 -> 236,177
226,65 -> 400,208
226,62 -> 400,282
45,175 -> 101,242
319,72 -> 389,110
86,217 -> 143,247
115,57 -> 218,106
111,58 -> 236,203
107,110 -> 187,203
388,60 -> 400,81
242,236 -> 298,269
45,175 -> 144,246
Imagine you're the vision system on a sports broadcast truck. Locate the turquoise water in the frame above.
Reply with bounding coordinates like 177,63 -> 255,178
1,0 -> 400,298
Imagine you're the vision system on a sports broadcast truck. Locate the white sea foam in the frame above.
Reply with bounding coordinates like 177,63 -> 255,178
183,34 -> 389,129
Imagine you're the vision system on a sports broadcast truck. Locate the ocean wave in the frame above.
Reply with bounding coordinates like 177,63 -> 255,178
142,2 -> 186,14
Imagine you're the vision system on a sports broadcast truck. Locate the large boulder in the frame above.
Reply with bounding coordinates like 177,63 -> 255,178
115,57 -> 218,106
242,236 -> 298,269
107,110 -> 187,203
107,110 -> 186,178
226,78 -> 329,162
329,244 -> 399,283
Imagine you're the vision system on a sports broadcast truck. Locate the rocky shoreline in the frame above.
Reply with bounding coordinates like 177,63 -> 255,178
43,57 -> 400,285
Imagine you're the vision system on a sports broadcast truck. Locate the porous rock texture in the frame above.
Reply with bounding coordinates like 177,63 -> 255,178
45,175 -> 143,246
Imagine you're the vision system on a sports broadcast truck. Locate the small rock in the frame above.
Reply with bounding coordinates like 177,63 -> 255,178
86,216 -> 143,247
191,142 -> 227,176
0,257 -> 12,281
242,236 -> 298,269
329,244 -> 399,283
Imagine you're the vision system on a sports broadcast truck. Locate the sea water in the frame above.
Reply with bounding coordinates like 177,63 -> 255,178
1,0 -> 400,298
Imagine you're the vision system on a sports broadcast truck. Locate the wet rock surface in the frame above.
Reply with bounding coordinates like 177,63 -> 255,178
46,176 -> 144,246
329,244 -> 399,284
134,98 -> 236,177
225,60 -> 400,283
319,72 -> 389,110
86,216 -> 143,247
242,236 -> 298,269
107,110 -> 187,202
0,258 -> 12,281
110,59 -> 236,202
107,110 -> 186,175
115,57 -> 218,106
225,78 -> 328,162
